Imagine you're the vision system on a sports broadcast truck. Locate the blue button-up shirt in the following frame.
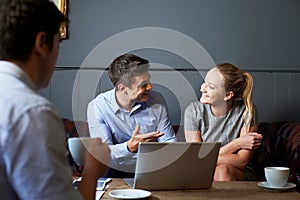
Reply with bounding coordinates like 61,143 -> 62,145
88,88 -> 176,172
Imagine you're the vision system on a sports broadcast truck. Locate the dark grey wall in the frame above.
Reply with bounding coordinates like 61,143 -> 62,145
51,0 -> 300,123
58,0 -> 300,69
2,0 -> 299,122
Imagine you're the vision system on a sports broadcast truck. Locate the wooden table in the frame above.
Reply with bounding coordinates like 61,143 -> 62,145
101,179 -> 299,200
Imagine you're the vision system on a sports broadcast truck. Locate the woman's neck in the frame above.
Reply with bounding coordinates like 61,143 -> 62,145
210,101 -> 233,117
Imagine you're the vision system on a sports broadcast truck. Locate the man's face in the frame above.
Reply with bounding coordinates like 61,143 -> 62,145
126,71 -> 152,103
39,33 -> 60,89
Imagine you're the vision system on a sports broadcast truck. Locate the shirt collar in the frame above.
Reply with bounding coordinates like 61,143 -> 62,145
111,88 -> 120,113
111,88 -> 143,114
0,61 -> 36,91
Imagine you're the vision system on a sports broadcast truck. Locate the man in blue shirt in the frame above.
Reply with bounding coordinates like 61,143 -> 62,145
88,53 -> 176,177
0,0 -> 110,199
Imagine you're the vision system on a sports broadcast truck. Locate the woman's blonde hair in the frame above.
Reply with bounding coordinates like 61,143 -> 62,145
217,63 -> 255,132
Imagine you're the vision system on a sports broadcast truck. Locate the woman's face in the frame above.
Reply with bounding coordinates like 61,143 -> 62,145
200,67 -> 227,106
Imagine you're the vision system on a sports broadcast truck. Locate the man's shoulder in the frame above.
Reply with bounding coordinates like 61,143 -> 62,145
1,87 -> 59,126
3,85 -> 52,107
94,89 -> 114,100
91,89 -> 115,111
21,88 -> 53,108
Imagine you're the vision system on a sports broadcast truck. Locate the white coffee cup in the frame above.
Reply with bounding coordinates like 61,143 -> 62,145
264,167 -> 290,187
68,137 -> 96,166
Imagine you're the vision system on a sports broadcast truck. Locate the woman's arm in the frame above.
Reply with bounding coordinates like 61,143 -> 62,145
185,128 -> 262,147
219,133 -> 262,154
218,126 -> 261,170
218,148 -> 253,170
184,130 -> 202,142
219,127 -> 262,154
185,127 -> 262,169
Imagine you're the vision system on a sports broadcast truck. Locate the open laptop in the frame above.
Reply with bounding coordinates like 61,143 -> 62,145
125,142 -> 220,190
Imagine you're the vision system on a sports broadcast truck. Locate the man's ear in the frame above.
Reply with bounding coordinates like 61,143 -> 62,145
34,32 -> 47,56
117,83 -> 127,94
224,91 -> 234,101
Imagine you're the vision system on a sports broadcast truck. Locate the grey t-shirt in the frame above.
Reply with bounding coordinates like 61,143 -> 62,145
184,100 -> 257,146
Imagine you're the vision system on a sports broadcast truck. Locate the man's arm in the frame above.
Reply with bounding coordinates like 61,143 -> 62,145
78,139 -> 110,200
87,100 -> 133,160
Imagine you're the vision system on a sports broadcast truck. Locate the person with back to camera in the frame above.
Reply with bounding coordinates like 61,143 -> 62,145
87,53 -> 177,178
0,0 -> 110,199
184,63 -> 263,181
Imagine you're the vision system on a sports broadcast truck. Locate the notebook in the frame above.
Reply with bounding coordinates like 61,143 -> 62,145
125,142 -> 220,190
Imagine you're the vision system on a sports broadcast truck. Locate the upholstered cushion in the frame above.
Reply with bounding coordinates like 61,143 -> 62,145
63,118 -> 90,138
252,121 -> 300,189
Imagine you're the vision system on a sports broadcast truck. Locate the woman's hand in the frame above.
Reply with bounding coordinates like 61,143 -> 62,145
237,132 -> 263,150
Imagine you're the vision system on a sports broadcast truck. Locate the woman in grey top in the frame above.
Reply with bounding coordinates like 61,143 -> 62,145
184,63 -> 263,181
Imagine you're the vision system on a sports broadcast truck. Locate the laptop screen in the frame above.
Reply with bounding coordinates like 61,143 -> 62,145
132,142 -> 220,190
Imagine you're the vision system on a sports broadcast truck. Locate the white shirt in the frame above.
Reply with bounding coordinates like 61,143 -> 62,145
0,61 -> 82,200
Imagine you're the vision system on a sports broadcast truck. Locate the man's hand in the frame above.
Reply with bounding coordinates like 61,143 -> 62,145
83,138 -> 111,177
237,132 -> 263,150
79,138 -> 111,200
127,124 -> 164,153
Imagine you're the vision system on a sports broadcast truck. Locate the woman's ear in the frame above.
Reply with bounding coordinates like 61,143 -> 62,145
224,91 -> 234,101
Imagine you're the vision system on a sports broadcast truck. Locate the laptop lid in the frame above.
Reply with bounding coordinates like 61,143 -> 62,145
132,142 -> 220,190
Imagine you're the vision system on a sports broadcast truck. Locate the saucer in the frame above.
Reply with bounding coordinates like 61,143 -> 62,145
109,189 -> 151,199
258,181 -> 296,192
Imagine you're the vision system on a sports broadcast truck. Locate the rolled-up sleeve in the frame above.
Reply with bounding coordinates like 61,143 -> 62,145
184,102 -> 200,131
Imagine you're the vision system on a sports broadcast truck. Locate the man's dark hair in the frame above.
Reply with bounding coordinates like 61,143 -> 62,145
108,53 -> 150,88
0,0 -> 67,62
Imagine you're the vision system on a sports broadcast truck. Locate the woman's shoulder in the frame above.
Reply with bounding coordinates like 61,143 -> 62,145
233,100 -> 257,110
186,101 -> 207,112
233,99 -> 246,108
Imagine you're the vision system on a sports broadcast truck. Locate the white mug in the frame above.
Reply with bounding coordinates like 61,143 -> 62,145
264,167 -> 290,187
68,137 -> 96,166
